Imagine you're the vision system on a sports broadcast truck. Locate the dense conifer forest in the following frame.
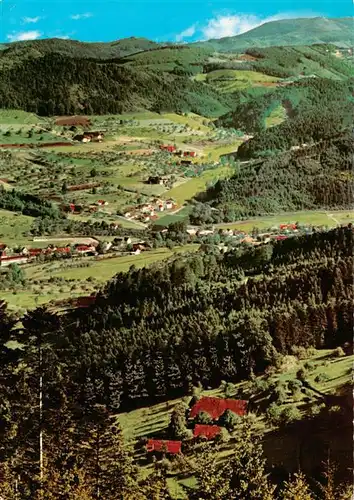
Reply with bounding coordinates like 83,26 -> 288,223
194,130 -> 354,220
0,226 -> 352,498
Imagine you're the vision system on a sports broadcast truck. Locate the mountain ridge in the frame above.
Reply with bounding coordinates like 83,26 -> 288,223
1,17 -> 353,55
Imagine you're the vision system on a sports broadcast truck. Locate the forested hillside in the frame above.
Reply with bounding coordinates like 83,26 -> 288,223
0,28 -> 353,118
197,130 -> 354,219
0,52 -> 232,116
0,36 -> 164,65
17,226 -> 350,412
217,78 -> 354,134
1,226 -> 352,498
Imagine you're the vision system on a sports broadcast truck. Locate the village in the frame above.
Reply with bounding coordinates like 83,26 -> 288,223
145,396 -> 248,456
0,221 -> 324,269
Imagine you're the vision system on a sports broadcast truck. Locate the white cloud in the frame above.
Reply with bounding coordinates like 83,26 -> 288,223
202,15 -> 260,39
197,12 -> 320,40
7,30 -> 42,42
176,25 -> 196,42
23,16 -> 42,24
70,12 -> 93,20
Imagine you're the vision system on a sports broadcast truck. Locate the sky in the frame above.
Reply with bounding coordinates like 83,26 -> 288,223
0,0 -> 352,44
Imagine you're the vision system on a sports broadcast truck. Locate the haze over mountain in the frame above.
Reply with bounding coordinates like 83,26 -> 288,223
197,17 -> 354,51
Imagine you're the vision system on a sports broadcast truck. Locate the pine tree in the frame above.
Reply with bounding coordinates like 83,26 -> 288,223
79,405 -> 138,499
190,443 -> 232,500
168,402 -> 188,439
281,472 -> 313,500
140,464 -> 172,500
227,419 -> 276,499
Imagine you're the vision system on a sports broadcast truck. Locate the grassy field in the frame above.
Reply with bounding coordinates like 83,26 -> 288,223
195,69 -> 280,93
265,105 -> 287,128
0,210 -> 34,245
216,210 -> 354,232
0,109 -> 45,125
166,165 -> 236,204
117,348 -> 353,498
24,244 -> 199,282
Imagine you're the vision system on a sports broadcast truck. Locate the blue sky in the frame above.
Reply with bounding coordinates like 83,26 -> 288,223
0,0 -> 352,44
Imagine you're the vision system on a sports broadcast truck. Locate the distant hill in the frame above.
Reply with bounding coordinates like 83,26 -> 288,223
197,17 -> 354,52
0,17 -> 353,118
0,37 -> 164,64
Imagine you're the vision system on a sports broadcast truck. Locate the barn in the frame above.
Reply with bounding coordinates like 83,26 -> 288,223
193,424 -> 221,439
189,397 -> 247,420
146,439 -> 182,454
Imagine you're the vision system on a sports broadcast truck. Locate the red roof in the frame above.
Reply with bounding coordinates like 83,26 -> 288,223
55,247 -> 71,253
29,248 -> 43,256
193,424 -> 221,439
280,224 -> 297,230
275,235 -> 288,241
76,245 -> 92,251
189,397 -> 247,420
146,439 -> 181,454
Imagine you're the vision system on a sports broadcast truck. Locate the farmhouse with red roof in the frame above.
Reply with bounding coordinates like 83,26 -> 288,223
146,439 -> 181,454
193,424 -> 221,439
189,397 -> 247,421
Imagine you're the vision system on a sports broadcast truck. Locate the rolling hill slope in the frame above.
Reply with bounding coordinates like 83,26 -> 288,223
0,17 -> 352,118
197,17 -> 354,52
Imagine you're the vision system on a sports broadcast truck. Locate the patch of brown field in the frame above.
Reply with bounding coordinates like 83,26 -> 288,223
255,81 -> 279,88
238,54 -> 259,61
55,116 -> 91,127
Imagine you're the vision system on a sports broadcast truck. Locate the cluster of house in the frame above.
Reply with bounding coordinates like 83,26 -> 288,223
124,198 -> 177,223
179,223 -> 303,248
146,396 -> 248,455
62,200 -> 109,215
159,145 -> 197,158
0,236 -> 153,267
0,243 -> 99,267
73,131 -> 105,143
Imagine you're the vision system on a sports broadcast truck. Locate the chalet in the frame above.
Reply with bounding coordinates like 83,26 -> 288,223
189,397 -> 248,421
55,247 -> 71,254
186,229 -> 197,236
165,200 -> 174,210
75,244 -> 96,255
84,131 -> 105,142
73,134 -> 91,143
280,224 -> 297,230
97,200 -> 108,207
193,424 -> 221,440
159,145 -> 176,153
0,255 -> 29,267
184,151 -> 197,158
274,235 -> 288,241
28,248 -> 44,257
158,204 -> 164,212
146,439 -> 181,454
132,242 -> 151,252
147,176 -> 168,186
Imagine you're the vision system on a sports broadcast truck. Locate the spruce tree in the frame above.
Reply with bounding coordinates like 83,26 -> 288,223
281,472 -> 313,500
79,405 -> 138,499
